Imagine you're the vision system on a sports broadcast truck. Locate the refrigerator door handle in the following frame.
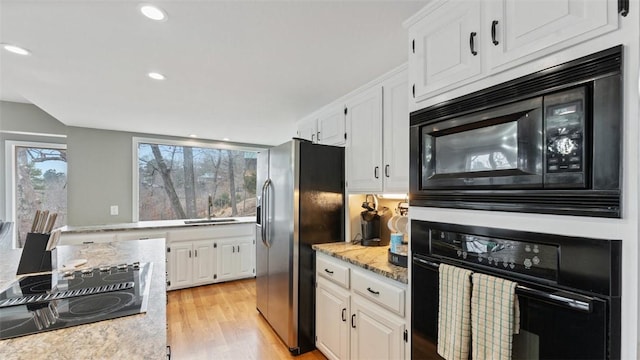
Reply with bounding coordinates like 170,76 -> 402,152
261,178 -> 272,247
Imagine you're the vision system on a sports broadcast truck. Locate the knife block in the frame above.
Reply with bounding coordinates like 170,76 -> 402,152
16,233 -> 57,275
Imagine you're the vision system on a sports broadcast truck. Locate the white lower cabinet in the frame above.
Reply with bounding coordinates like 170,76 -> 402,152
216,236 -> 255,282
170,240 -> 216,288
316,277 -> 351,360
315,253 -> 407,360
350,296 -> 406,360
167,223 -> 256,290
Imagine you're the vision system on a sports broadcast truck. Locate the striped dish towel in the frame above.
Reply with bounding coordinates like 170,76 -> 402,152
437,264 -> 473,360
471,273 -> 520,360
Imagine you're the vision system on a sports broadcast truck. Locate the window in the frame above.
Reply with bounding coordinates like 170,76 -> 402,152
134,138 -> 260,221
6,141 -> 67,248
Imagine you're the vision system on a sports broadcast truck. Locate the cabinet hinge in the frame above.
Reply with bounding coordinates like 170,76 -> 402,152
344,107 -> 348,115
214,274 -> 217,279
315,335 -> 318,342
167,280 -> 171,287
404,329 -> 408,342
412,84 -> 415,98
167,247 -> 171,253
344,132 -> 347,140
412,39 -> 415,54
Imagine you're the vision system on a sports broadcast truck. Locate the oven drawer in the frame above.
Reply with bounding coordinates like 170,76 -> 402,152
352,269 -> 404,316
317,255 -> 350,289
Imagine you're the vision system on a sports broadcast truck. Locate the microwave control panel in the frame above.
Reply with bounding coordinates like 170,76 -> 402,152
543,87 -> 587,188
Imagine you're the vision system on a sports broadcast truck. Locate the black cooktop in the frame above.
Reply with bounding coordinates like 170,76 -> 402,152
0,262 -> 152,340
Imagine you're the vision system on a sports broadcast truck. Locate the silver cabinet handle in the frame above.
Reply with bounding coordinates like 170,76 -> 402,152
195,249 -> 198,257
188,250 -> 192,258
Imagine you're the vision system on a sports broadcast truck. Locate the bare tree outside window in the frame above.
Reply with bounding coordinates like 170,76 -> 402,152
14,146 -> 67,247
138,143 -> 257,220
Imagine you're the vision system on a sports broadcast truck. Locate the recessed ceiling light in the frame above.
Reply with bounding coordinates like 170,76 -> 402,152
148,72 -> 166,80
189,134 -> 198,138
223,138 -> 230,141
139,4 -> 167,21
2,44 -> 30,56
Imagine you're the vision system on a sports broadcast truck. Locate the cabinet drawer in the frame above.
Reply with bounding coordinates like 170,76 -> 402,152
351,269 -> 404,316
317,256 -> 350,289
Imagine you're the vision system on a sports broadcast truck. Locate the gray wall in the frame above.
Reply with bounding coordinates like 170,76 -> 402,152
0,101 -> 67,221
66,127 -> 133,225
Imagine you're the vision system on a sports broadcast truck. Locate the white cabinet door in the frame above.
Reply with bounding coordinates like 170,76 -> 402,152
217,239 -> 236,281
297,116 -> 318,143
171,242 -> 193,289
409,0 -> 481,101
346,85 -> 383,193
382,71 -> 409,193
486,0 -> 618,71
316,278 -> 350,360
350,296 -> 405,360
192,240 -> 215,285
236,237 -> 255,278
318,105 -> 346,146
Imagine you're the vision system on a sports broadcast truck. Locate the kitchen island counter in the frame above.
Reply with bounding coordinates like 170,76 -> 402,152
312,242 -> 408,284
0,238 -> 167,360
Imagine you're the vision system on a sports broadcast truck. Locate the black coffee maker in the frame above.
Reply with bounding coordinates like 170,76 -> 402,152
360,195 -> 390,246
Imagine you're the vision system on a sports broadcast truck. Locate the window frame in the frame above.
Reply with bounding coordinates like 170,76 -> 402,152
4,140 -> 67,248
132,136 -> 266,222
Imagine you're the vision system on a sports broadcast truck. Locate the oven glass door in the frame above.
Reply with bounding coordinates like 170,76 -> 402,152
420,97 -> 543,190
412,257 -> 609,360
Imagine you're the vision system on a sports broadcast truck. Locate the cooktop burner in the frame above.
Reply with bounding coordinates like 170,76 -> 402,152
0,262 -> 152,340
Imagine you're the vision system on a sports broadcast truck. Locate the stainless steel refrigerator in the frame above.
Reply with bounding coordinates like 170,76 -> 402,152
256,139 -> 344,355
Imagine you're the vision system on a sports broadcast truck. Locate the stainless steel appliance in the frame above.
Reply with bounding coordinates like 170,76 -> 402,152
256,139 -> 344,355
0,262 -> 152,340
411,220 -> 621,359
410,45 -> 623,217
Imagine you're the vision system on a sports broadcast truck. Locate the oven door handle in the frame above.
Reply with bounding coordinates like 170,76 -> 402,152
413,256 -> 440,269
516,285 -> 593,313
413,255 -> 594,313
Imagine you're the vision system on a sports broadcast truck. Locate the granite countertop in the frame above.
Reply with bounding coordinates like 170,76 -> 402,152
59,216 -> 255,234
0,238 -> 167,360
313,242 -> 408,284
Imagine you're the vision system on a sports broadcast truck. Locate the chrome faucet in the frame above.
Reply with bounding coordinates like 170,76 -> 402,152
207,194 -> 214,219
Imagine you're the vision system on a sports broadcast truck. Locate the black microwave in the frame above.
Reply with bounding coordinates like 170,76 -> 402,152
410,46 -> 622,218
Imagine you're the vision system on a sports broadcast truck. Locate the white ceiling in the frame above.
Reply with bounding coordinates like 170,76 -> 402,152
0,0 -> 426,146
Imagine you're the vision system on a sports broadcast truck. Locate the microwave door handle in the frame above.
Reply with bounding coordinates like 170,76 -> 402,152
516,285 -> 593,313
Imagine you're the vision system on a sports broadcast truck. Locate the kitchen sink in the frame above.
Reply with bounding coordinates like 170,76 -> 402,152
184,218 -> 238,224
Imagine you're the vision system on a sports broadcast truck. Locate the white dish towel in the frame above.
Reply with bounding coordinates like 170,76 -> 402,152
471,272 -> 520,360
437,264 -> 473,360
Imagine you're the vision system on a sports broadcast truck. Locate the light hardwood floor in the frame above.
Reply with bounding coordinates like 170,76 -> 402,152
167,279 -> 327,360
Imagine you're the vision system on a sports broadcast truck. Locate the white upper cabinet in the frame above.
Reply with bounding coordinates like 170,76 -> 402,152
346,85 -> 384,193
406,0 -> 621,103
382,71 -> 410,193
297,105 -> 346,146
297,115 -> 318,143
346,68 -> 409,194
485,0 -> 619,71
408,0 -> 481,101
318,105 -> 346,146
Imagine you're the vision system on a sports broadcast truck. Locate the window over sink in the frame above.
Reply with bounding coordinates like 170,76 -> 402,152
133,137 -> 262,221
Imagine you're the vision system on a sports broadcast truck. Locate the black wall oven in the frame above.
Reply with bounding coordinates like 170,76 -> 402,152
411,220 -> 621,360
409,46 -> 623,217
